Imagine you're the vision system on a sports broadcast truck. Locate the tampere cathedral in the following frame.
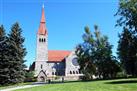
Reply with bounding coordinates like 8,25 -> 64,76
33,5 -> 82,81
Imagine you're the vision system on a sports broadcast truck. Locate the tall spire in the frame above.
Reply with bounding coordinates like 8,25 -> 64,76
42,3 -> 44,8
38,4 -> 47,35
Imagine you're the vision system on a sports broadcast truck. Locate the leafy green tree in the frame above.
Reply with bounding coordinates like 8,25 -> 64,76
76,25 -> 121,80
117,28 -> 137,76
8,22 -> 27,84
24,71 -> 36,82
93,25 -> 121,79
76,26 -> 96,80
116,0 -> 137,32
0,25 -> 10,85
116,0 -> 137,76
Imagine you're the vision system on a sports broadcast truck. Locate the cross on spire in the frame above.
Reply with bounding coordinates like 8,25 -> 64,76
42,4 -> 44,8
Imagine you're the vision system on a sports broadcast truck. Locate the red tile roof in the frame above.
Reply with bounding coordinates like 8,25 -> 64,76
48,50 -> 71,62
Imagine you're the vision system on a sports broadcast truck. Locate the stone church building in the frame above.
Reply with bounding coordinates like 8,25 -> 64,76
33,6 -> 82,82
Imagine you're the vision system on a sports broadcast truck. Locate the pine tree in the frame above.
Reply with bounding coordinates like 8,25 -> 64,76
76,25 -> 121,80
93,25 -> 120,79
116,0 -> 137,76
0,25 -> 10,85
117,28 -> 137,76
8,22 -> 26,84
116,0 -> 137,32
75,26 -> 96,80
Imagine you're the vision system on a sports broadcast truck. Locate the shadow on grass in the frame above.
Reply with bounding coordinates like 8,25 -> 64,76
50,79 -> 105,84
32,77 -> 137,85
46,78 -> 119,84
32,80 -> 82,85
51,78 -> 137,85
105,80 -> 137,84
50,80 -> 82,84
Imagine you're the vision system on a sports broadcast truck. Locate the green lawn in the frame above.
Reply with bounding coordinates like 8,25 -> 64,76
14,78 -> 137,91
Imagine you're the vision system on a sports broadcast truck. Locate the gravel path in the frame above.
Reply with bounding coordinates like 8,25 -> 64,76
1,82 -> 46,91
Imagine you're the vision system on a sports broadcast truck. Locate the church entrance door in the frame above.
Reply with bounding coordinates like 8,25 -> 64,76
40,76 -> 45,82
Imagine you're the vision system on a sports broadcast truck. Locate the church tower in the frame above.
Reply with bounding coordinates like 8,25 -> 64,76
35,5 -> 48,78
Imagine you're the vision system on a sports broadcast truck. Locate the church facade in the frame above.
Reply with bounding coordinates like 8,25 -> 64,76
34,6 -> 82,82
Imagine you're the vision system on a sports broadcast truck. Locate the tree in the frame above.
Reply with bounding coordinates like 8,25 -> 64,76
116,0 -> 137,32
8,22 -> 27,84
93,25 -> 121,79
116,0 -> 137,76
0,25 -> 10,85
76,25 -> 121,80
117,28 -> 137,76
76,26 -> 96,80
24,71 -> 36,82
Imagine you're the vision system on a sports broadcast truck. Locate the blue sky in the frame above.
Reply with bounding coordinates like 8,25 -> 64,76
0,0 -> 121,67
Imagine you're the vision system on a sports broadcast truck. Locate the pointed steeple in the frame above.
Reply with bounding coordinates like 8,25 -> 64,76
38,4 -> 47,35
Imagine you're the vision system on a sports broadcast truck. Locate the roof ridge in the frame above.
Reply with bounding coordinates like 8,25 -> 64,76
48,50 -> 72,51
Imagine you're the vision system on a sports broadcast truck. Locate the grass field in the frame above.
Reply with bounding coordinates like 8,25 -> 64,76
14,78 -> 137,91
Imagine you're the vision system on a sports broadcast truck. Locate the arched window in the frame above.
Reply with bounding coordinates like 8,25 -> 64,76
41,38 -> 43,42
70,71 -> 72,74
43,38 -> 46,42
55,72 -> 57,75
39,38 -> 41,42
41,64 -> 43,69
78,69 -> 81,74
52,72 -> 54,75
73,71 -> 75,74
76,71 -> 78,74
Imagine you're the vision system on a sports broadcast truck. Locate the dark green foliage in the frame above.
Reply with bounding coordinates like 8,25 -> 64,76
29,62 -> 35,71
0,23 -> 27,85
94,45 -> 121,79
8,22 -> 27,84
0,25 -> 10,85
76,45 -> 96,80
116,0 -> 137,32
24,71 -> 36,82
93,26 -> 121,79
76,25 -> 121,80
76,26 -> 96,80
116,0 -> 137,76
117,28 -> 137,76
